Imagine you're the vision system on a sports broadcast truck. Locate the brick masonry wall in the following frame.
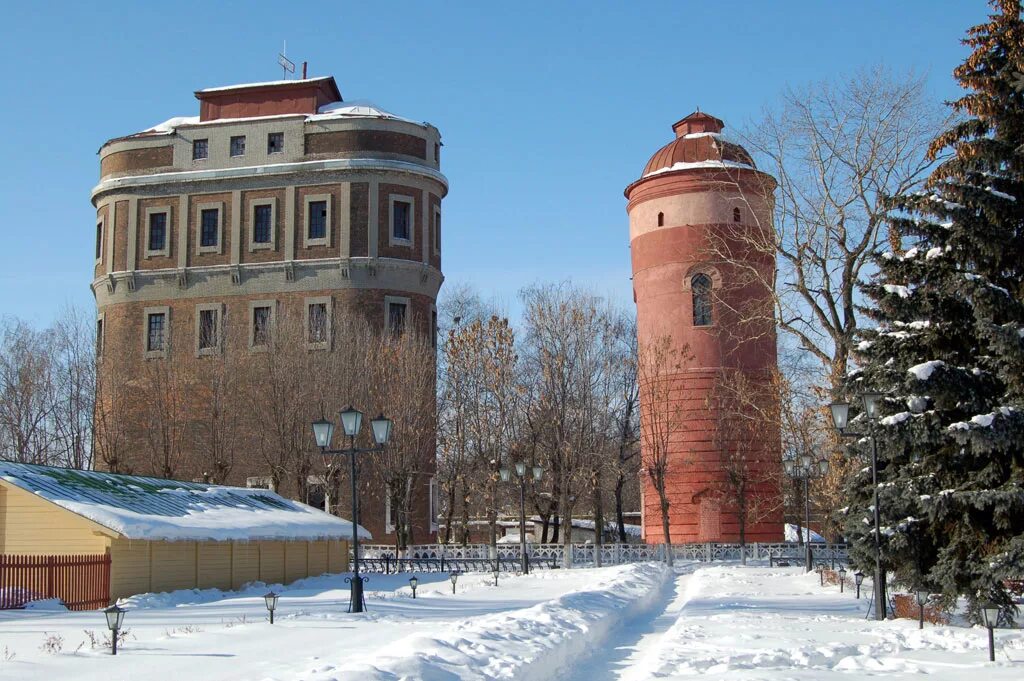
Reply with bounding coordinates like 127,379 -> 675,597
304,130 -> 427,160
96,287 -> 438,543
100,146 -> 174,178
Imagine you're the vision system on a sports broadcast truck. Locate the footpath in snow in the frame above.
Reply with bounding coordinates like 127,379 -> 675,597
568,564 -> 1024,680
0,563 -> 667,681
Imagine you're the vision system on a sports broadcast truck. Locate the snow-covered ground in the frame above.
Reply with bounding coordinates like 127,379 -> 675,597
1,562 -> 1020,680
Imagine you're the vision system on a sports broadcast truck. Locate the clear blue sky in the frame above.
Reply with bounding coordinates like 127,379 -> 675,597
0,1 -> 983,326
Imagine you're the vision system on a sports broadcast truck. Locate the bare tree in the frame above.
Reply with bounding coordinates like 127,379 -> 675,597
48,307 -> 96,470
706,68 -> 949,392
0,319 -> 56,463
637,335 -> 688,565
705,369 -> 785,563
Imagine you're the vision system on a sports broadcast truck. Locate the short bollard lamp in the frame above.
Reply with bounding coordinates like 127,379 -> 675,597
854,571 -> 865,599
816,562 -> 825,586
838,567 -> 847,593
264,591 -> 279,624
449,571 -> 460,594
981,602 -> 1000,662
915,589 -> 929,630
409,576 -> 419,599
493,567 -> 500,587
104,604 -> 126,655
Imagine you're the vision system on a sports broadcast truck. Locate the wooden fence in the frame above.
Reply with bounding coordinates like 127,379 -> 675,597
0,553 -> 111,611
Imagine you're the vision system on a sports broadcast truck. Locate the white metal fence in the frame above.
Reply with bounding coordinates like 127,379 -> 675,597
359,542 -> 848,568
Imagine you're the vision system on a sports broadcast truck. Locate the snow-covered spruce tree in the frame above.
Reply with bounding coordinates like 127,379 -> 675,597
843,0 -> 1023,623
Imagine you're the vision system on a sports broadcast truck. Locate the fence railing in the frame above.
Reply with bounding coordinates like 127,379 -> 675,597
360,542 -> 848,569
0,553 -> 111,611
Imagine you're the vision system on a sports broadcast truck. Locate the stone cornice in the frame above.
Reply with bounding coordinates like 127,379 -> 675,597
92,158 -> 448,202
92,256 -> 443,307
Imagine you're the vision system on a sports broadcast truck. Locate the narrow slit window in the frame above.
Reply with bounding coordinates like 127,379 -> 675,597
657,212 -> 664,227
733,207 -> 741,223
692,273 -> 713,326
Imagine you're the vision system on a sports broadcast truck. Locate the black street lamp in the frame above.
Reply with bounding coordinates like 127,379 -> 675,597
915,588 -> 929,630
499,461 -> 544,574
409,576 -> 419,599
264,591 -> 279,624
831,392 -> 888,621
838,567 -> 847,593
312,406 -> 393,613
103,604 -> 126,655
816,562 -> 826,586
981,602 -> 1000,662
449,570 -> 460,595
854,571 -> 865,599
493,566 -> 500,587
783,454 -> 829,572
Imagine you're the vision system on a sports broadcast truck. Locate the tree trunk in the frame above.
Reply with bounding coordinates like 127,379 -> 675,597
659,491 -> 673,567
614,474 -> 628,542
592,469 -> 603,567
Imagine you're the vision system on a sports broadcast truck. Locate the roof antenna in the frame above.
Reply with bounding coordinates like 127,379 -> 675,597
278,41 -> 296,80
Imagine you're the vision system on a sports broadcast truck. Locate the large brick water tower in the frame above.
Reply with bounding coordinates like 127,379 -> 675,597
625,111 -> 782,545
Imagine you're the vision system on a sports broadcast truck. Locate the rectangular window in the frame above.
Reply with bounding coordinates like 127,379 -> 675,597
388,302 -> 407,335
308,200 -> 327,240
95,223 -> 103,260
198,309 -> 217,350
308,303 -> 327,344
433,210 -> 441,252
392,200 -> 411,241
230,135 -> 246,157
431,310 -> 438,349
200,208 -> 219,248
149,212 -> 167,252
193,139 -> 208,160
96,318 -> 104,357
267,132 -> 284,154
252,306 -> 271,347
434,142 -> 440,164
147,312 -> 166,352
254,204 -> 272,243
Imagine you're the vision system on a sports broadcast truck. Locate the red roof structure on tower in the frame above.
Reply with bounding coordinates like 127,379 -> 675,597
638,111 -> 756,180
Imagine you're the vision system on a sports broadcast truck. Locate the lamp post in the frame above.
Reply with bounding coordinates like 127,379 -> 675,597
915,588 -> 929,630
103,604 -> 126,655
409,576 -> 419,599
449,570 -> 460,595
783,454 -> 829,572
831,392 -> 887,621
312,407 -> 393,614
981,602 -> 999,662
816,562 -> 825,586
499,462 -> 544,574
838,567 -> 847,593
854,571 -> 864,599
264,591 -> 279,624
493,566 -> 500,587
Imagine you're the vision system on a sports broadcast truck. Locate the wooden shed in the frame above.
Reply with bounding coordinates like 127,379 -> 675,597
0,462 -> 369,607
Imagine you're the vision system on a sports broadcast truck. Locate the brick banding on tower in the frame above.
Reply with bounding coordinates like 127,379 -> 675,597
626,112 -> 783,545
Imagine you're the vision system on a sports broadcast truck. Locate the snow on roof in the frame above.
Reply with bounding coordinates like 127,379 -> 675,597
196,76 -> 334,94
308,99 -> 418,124
142,116 -> 200,135
0,461 -> 370,542
643,159 -> 755,178
784,523 -> 825,543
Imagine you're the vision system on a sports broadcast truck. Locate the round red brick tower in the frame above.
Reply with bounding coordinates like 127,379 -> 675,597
626,111 -> 782,545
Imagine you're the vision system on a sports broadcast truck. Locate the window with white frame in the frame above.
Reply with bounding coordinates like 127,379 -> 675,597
385,297 -> 409,335
145,208 -> 171,258
305,296 -> 332,349
250,301 -> 275,350
195,304 -> 222,356
389,195 -> 414,245
196,202 -> 223,254
304,194 -> 331,247
249,199 -> 276,251
143,306 -> 170,359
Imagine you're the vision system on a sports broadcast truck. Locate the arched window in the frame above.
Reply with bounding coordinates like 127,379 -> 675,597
733,207 -> 741,223
657,212 -> 664,227
692,273 -> 713,326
